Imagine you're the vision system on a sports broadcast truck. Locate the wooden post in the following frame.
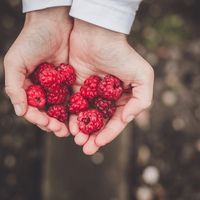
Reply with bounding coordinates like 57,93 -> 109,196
42,124 -> 132,200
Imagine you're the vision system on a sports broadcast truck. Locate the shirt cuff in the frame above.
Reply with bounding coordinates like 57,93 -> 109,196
22,0 -> 72,13
69,0 -> 141,34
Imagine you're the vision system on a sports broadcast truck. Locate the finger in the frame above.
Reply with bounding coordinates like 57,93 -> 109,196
24,106 -> 49,126
54,123 -> 69,137
4,56 -> 27,116
122,81 -> 153,123
95,107 -> 126,147
47,118 -> 62,132
74,132 -> 89,146
83,134 -> 99,155
69,114 -> 79,136
37,125 -> 51,133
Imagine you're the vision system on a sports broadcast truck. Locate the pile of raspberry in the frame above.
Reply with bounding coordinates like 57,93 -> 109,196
26,63 -> 124,135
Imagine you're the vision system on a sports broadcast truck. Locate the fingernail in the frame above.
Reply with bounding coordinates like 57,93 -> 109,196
14,104 -> 23,116
126,115 -> 134,123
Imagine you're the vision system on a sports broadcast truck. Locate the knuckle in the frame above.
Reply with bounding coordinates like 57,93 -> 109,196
138,62 -> 154,83
145,63 -> 154,79
5,86 -> 15,97
4,53 -> 12,67
4,50 -> 17,69
140,99 -> 152,110
145,100 -> 152,108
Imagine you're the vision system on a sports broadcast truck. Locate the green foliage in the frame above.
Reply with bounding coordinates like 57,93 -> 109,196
135,14 -> 187,50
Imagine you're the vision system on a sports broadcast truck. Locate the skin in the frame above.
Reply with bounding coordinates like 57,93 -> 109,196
4,7 -> 73,137
69,19 -> 154,155
4,8 -> 154,155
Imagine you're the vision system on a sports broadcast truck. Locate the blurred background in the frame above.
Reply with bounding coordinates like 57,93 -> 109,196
0,0 -> 200,200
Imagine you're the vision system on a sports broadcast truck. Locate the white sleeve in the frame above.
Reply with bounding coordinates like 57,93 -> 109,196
69,0 -> 142,34
22,0 -> 72,13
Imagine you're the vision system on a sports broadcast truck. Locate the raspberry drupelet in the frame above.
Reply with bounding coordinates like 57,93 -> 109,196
80,75 -> 101,100
26,85 -> 46,109
68,92 -> 89,114
47,104 -> 68,122
94,97 -> 116,119
78,109 -> 104,134
46,84 -> 68,105
97,74 -> 123,100
57,63 -> 76,86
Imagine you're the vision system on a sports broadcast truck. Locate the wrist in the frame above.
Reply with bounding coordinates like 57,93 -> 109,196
25,7 -> 72,25
73,19 -> 126,43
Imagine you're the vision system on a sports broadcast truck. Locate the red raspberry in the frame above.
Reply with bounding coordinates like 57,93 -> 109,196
80,75 -> 101,100
97,75 -> 123,100
47,84 -> 68,105
94,97 -> 116,119
30,63 -> 54,84
38,65 -> 61,88
68,93 -> 89,114
78,109 -> 104,135
47,105 -> 68,122
57,63 -> 76,85
26,85 -> 46,109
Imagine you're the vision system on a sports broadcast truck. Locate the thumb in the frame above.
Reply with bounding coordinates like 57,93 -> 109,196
4,55 -> 27,116
121,53 -> 154,122
122,82 -> 153,123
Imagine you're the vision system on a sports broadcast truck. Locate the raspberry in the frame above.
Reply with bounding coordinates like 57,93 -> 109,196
78,109 -> 104,135
97,74 -> 123,100
47,105 -> 68,122
68,93 -> 89,114
30,63 -> 54,84
38,65 -> 61,88
47,84 -> 68,105
57,63 -> 76,85
80,75 -> 101,100
94,97 -> 116,119
26,85 -> 46,109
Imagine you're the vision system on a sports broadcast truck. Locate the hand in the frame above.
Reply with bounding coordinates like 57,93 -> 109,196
69,19 -> 154,155
4,7 -> 73,137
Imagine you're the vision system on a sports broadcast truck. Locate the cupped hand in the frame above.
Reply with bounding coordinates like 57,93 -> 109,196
4,7 -> 73,137
69,19 -> 154,155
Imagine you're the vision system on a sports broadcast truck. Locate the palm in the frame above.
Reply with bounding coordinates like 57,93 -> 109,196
69,25 -> 154,155
12,20 -> 71,73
